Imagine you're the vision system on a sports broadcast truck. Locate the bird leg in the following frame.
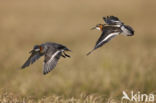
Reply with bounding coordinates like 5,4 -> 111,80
63,51 -> 70,58
61,53 -> 66,58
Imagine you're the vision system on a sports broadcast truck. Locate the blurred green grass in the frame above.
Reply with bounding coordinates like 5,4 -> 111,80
0,0 -> 156,102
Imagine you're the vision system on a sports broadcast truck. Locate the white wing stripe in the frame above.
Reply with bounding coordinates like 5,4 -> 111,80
97,32 -> 119,46
48,51 -> 61,64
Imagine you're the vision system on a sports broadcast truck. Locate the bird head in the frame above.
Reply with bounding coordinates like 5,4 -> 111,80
29,45 -> 44,53
91,24 -> 104,31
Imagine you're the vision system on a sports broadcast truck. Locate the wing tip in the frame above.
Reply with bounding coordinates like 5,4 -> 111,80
86,51 -> 92,56
43,69 -> 52,75
21,64 -> 28,69
21,66 -> 25,69
86,49 -> 95,56
43,72 -> 48,75
103,16 -> 106,20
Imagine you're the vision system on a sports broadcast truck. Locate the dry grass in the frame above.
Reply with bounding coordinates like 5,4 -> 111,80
0,0 -> 156,103
0,90 -> 107,103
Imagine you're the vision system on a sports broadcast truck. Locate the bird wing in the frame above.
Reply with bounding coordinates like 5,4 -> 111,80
43,50 -> 62,75
21,52 -> 43,69
103,16 -> 122,25
95,31 -> 120,49
87,30 -> 120,56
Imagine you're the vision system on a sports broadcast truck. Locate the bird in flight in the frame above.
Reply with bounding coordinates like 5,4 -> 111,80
21,42 -> 71,75
87,16 -> 134,55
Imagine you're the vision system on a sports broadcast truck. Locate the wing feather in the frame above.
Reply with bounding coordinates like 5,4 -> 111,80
95,32 -> 119,49
21,52 -> 43,69
103,16 -> 122,25
43,51 -> 61,75
87,28 -> 120,55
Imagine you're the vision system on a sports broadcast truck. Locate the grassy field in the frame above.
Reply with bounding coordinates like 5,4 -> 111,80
0,0 -> 156,103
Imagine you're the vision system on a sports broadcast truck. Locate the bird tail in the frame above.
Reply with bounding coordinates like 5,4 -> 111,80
86,49 -> 95,56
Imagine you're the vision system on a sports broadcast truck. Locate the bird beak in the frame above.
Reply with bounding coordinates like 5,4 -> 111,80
29,50 -> 33,53
90,27 -> 96,30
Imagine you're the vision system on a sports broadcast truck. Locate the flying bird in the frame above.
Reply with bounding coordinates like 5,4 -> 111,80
21,42 -> 71,75
87,16 -> 134,55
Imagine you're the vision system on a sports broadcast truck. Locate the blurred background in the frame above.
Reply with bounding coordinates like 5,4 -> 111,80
0,0 -> 156,101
